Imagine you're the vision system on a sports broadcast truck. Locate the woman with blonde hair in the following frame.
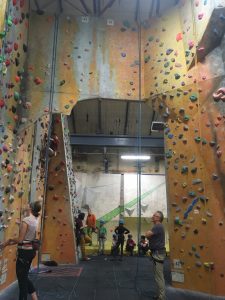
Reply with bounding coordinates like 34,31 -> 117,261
0,201 -> 42,300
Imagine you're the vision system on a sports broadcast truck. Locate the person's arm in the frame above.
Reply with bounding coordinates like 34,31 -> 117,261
115,226 -> 118,234
93,215 -> 96,227
0,222 -> 28,249
145,230 -> 153,238
124,227 -> 130,234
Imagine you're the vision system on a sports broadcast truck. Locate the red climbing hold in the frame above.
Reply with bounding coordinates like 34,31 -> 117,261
0,99 -> 5,108
176,32 -> 182,42
14,43 -> 19,51
34,77 -> 42,85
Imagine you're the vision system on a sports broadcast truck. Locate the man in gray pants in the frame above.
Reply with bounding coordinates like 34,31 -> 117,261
146,211 -> 166,300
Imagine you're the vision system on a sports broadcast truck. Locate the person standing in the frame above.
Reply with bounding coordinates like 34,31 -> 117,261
75,212 -> 91,261
115,219 -> 130,259
145,211 -> 166,300
86,208 -> 96,246
97,219 -> 107,255
0,201 -> 42,300
125,234 -> 136,256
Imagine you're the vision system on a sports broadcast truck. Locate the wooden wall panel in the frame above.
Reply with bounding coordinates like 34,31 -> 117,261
42,114 -> 76,263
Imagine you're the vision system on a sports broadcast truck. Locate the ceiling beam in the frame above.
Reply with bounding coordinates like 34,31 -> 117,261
93,0 -> 97,16
80,0 -> 91,14
99,0 -> 116,17
123,102 -> 130,135
58,0 -> 63,13
149,0 -> 155,18
135,0 -> 139,22
96,0 -> 101,17
156,0 -> 160,17
70,134 -> 164,148
64,0 -> 88,15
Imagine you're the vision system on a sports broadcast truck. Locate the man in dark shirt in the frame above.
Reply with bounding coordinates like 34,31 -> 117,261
146,211 -> 166,300
115,219 -> 130,259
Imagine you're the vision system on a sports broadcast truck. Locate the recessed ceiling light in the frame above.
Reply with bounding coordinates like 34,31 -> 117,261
121,155 -> 150,160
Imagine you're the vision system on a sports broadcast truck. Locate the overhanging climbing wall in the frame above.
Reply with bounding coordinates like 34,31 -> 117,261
42,114 -> 76,264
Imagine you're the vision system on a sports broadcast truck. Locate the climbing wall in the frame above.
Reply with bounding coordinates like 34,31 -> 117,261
42,114 -> 76,264
61,115 -> 79,215
25,12 -> 143,119
0,0 -> 34,289
143,1 -> 225,296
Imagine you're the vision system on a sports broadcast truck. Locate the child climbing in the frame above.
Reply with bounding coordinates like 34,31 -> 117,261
98,219 -> 107,255
125,234 -> 136,256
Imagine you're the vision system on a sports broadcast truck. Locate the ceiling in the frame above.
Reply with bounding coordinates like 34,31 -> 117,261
68,99 -> 165,174
31,0 -> 179,20
68,99 -> 163,136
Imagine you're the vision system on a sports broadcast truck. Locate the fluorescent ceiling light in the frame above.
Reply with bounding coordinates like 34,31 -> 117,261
121,155 -> 151,160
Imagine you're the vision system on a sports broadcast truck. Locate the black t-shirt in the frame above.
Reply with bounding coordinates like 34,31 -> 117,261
148,223 -> 165,251
115,225 -> 129,238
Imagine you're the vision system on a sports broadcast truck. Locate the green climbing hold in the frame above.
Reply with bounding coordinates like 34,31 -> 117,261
201,138 -> 207,145
144,55 -> 150,63
14,92 -> 20,101
148,36 -> 154,42
123,20 -> 131,28
190,94 -> 198,102
64,104 -> 70,109
174,73 -> 180,80
0,31 -> 6,39
59,80 -> 65,86
7,16 -> 13,27
181,166 -> 188,174
0,55 -> 5,63
165,150 -> 173,158
174,216 -> 183,226
184,115 -> 190,121
194,136 -> 201,143
164,62 -> 170,68
188,191 -> 196,197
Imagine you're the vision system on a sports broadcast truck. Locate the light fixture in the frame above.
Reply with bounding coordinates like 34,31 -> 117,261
121,155 -> 151,160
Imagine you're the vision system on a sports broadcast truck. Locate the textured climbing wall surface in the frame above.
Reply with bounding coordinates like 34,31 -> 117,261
0,125 -> 35,289
61,115 -> 79,215
141,1 -> 225,296
26,13 -> 143,120
42,114 -> 76,264
0,0 -> 32,290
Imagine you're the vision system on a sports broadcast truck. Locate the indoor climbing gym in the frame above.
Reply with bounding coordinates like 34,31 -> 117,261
0,0 -> 225,299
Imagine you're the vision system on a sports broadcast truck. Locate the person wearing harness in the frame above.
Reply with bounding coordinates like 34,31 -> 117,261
114,219 -> 130,259
145,211 -> 166,300
0,201 -> 42,300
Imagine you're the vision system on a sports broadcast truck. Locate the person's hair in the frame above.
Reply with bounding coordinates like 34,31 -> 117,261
30,201 -> 42,217
156,211 -> 164,222
78,212 -> 85,220
128,234 -> 132,238
141,235 -> 145,239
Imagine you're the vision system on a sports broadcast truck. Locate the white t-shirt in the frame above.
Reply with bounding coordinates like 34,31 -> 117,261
23,214 -> 38,241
